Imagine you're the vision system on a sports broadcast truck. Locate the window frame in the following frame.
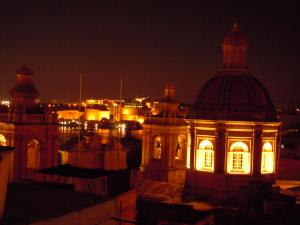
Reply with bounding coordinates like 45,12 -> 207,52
196,139 -> 215,172
227,140 -> 251,175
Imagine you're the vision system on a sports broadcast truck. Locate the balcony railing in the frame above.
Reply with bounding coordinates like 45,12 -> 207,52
0,112 -> 58,124
144,116 -> 187,126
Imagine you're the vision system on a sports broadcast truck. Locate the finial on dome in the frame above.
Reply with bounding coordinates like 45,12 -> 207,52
222,21 -> 248,71
164,81 -> 175,100
232,18 -> 240,32
16,65 -> 34,76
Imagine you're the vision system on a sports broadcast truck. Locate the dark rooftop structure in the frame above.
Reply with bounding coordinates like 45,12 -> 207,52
36,164 -> 124,179
36,164 -> 131,196
0,146 -> 14,152
3,182 -> 111,225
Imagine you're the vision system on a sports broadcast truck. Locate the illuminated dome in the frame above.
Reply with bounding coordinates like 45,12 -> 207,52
193,22 -> 277,121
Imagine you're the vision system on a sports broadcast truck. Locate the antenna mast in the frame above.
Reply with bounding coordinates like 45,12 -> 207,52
77,74 -> 83,164
118,78 -> 123,169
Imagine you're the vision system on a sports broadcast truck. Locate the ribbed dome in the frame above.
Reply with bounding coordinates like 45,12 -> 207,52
193,72 -> 277,121
192,22 -> 277,121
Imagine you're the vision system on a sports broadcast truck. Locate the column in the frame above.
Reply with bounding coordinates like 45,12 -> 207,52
168,134 -> 177,168
141,130 -> 149,170
253,125 -> 262,175
189,122 -> 195,170
215,123 -> 226,173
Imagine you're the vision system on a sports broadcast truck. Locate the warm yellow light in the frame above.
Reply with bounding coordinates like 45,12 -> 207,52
196,140 -> 214,172
57,110 -> 81,120
138,117 -> 145,124
261,142 -> 274,174
85,109 -> 110,121
186,136 -> 191,168
0,134 -> 7,146
122,108 -> 130,115
263,142 -> 272,151
87,114 -> 96,121
58,150 -> 69,164
227,141 -> 250,174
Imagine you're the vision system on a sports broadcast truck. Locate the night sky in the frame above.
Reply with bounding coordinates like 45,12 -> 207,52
0,1 -> 299,104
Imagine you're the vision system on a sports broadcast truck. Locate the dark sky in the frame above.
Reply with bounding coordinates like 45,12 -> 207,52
0,1 -> 299,104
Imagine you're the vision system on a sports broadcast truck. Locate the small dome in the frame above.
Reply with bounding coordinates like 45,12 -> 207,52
223,22 -> 247,46
9,66 -> 39,100
193,72 -> 277,121
16,66 -> 34,76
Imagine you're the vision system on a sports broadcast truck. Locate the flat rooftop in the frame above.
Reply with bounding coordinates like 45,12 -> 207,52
36,164 -> 128,179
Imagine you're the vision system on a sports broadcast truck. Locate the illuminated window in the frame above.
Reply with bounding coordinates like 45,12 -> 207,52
196,140 -> 214,172
227,141 -> 250,174
261,142 -> 274,174
153,136 -> 162,159
27,139 -> 40,169
0,134 -> 7,146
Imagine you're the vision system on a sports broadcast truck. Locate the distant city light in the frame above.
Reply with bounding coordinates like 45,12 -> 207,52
1,101 -> 10,106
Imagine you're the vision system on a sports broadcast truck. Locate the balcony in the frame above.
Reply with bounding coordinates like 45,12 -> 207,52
0,112 -> 57,124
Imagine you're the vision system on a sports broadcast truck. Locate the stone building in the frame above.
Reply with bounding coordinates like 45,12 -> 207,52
141,83 -> 188,184
185,22 -> 280,199
0,66 -> 59,180
141,22 -> 280,200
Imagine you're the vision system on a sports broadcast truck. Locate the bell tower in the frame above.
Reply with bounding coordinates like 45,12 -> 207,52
0,66 -> 59,180
9,66 -> 39,113
141,82 -> 188,184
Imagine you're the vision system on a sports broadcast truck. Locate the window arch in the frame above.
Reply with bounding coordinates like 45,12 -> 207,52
0,134 -> 7,146
261,142 -> 274,174
196,140 -> 214,172
153,136 -> 162,159
227,141 -> 250,174
27,139 -> 41,169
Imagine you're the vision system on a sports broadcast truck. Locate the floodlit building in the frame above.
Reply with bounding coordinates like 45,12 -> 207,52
141,22 -> 281,201
185,22 -> 281,200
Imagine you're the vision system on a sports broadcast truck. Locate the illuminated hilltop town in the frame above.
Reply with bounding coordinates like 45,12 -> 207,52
1,22 -> 300,225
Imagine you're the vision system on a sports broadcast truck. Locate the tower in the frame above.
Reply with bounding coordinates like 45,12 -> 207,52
0,66 -> 59,180
141,83 -> 188,184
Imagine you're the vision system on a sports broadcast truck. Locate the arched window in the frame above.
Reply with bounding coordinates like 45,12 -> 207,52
175,135 -> 185,160
261,142 -> 274,174
227,141 -> 250,174
27,139 -> 41,169
0,134 -> 7,146
153,136 -> 162,159
196,140 -> 214,172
